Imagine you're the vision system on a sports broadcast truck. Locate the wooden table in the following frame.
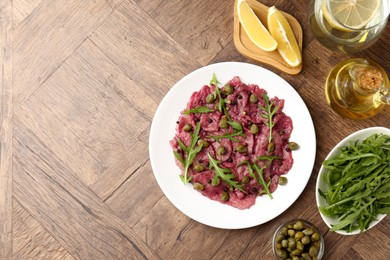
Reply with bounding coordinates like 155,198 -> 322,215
1,0 -> 389,259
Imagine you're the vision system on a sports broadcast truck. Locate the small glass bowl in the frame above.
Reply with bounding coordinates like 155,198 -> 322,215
272,219 -> 324,260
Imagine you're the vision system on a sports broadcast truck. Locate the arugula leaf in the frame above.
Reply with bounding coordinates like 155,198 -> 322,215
252,163 -> 273,199
183,106 -> 214,114
210,73 -> 220,86
320,133 -> 390,233
258,93 -> 280,143
208,121 -> 246,142
207,153 -> 244,192
175,122 -> 203,185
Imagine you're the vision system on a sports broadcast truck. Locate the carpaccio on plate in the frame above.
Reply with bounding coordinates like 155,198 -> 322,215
170,75 -> 295,209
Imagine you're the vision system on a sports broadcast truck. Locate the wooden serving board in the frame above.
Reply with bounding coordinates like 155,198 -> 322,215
234,0 -> 303,75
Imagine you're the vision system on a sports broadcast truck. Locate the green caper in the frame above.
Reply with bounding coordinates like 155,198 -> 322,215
311,232 -> 320,242
236,144 -> 248,153
288,239 -> 296,251
276,233 -> 285,243
278,176 -> 288,185
217,146 -> 227,156
303,228 -> 314,236
293,221 -> 304,231
276,243 -> 283,250
301,235 -> 311,245
301,253 -> 311,260
292,257 -> 300,260
288,142 -> 300,150
280,226 -> 288,236
193,182 -> 204,191
212,177 -> 220,186
309,245 -> 319,257
291,249 -> 302,256
250,124 -> 259,134
219,116 -> 228,129
223,84 -> 234,95
242,175 -> 250,184
193,164 -> 204,172
296,241 -> 304,251
206,93 -> 215,104
276,249 -> 288,259
220,191 -> 229,201
197,139 -> 209,148
268,142 -> 275,153
281,239 -> 288,248
249,93 -> 258,103
294,231 -> 304,241
183,123 -> 193,132
287,229 -> 296,237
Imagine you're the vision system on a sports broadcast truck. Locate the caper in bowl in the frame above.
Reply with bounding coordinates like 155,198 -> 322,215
272,219 -> 324,260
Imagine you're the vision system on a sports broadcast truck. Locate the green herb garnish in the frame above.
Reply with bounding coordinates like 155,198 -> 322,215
175,122 -> 203,185
207,153 -> 244,192
252,163 -> 273,199
319,133 -> 390,233
259,93 -> 280,143
183,106 -> 214,114
208,121 -> 245,142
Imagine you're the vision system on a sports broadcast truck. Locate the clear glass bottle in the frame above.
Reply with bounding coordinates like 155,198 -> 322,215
325,58 -> 390,119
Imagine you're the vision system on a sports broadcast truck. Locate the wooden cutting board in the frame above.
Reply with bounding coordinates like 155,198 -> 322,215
234,0 -> 303,75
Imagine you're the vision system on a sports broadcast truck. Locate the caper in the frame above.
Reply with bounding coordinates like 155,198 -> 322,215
276,234 -> 285,243
301,235 -> 311,245
236,144 -> 248,153
193,164 -> 204,172
276,249 -> 288,259
294,231 -> 304,241
301,253 -> 311,260
219,116 -> 228,129
242,175 -> 250,184
206,93 -> 215,104
268,142 -> 275,153
278,176 -> 288,185
250,124 -> 259,134
303,228 -> 314,236
292,257 -> 300,260
311,232 -> 320,242
276,243 -> 283,250
293,221 -> 304,231
280,227 -> 288,236
309,245 -> 319,257
281,239 -> 288,248
217,146 -> 227,156
212,177 -> 220,186
288,229 -> 296,237
288,142 -> 300,150
291,249 -> 302,256
249,93 -> 258,103
197,139 -> 209,148
193,182 -> 204,191
288,239 -> 296,250
296,241 -> 304,251
220,191 -> 229,201
183,123 -> 193,132
223,84 -> 234,95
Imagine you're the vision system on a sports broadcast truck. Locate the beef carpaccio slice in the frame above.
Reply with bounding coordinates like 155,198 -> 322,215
170,76 -> 294,209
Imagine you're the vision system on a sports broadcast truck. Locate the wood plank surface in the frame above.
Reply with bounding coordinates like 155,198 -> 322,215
0,1 -> 13,258
3,0 -> 390,259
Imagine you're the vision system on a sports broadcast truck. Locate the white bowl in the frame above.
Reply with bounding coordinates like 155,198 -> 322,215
316,126 -> 390,235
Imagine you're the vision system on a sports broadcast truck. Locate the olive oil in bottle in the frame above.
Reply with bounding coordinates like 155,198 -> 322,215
325,58 -> 390,119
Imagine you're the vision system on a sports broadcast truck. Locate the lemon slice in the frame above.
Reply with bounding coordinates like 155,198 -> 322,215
323,0 -> 381,31
267,6 -> 302,67
237,0 -> 277,51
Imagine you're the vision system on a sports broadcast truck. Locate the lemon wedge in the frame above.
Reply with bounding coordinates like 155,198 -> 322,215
267,6 -> 302,67
322,0 -> 381,31
237,0 -> 277,51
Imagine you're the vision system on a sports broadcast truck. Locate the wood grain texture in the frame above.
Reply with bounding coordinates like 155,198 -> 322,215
5,0 -> 390,259
0,1 -> 13,258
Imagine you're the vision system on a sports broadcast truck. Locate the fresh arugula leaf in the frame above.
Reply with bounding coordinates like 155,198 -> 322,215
183,106 -> 214,114
208,121 -> 246,142
175,122 -> 203,185
207,153 -> 244,192
258,93 -> 280,143
210,73 -> 220,86
252,163 -> 273,199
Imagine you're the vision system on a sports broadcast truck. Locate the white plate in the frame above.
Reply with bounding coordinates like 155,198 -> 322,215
149,62 -> 316,229
316,126 -> 390,235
